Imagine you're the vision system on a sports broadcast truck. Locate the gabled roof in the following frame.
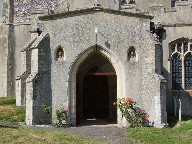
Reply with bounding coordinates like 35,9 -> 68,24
39,8 -> 153,21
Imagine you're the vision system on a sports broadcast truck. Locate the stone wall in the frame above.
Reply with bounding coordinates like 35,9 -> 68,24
162,26 -> 192,115
32,9 -> 167,126
41,10 -> 150,124
173,91 -> 192,116
1,0 -> 176,24
26,34 -> 52,125
151,1 -> 192,24
15,24 -> 31,105
136,0 -> 171,12
12,0 -> 119,24
14,24 -> 31,89
2,0 -> 8,23
150,2 -> 192,116
0,0 -> 2,23
14,0 -> 66,23
0,25 -> 8,97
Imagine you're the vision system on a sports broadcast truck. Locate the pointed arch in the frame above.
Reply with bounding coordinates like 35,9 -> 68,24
171,53 -> 182,90
184,52 -> 192,89
170,38 -> 192,90
68,44 -> 124,126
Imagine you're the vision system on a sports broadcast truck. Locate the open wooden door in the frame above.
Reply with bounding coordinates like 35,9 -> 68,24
83,75 -> 109,119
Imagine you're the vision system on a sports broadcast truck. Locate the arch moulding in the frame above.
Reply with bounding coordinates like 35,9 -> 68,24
68,44 -> 125,126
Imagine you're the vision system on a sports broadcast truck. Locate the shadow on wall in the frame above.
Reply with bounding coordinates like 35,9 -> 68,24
33,34 -> 52,125
162,63 -> 192,119
161,37 -> 192,118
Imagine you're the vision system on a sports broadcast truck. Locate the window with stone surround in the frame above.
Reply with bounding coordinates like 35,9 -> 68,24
170,39 -> 192,90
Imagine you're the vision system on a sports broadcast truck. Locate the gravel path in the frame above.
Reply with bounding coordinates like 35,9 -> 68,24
63,125 -> 128,144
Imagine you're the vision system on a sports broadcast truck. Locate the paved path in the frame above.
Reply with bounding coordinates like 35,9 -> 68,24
1,122 -> 141,144
32,123 -> 142,144
63,125 -> 128,144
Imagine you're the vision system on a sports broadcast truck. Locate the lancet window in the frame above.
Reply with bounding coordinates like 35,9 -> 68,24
170,39 -> 192,90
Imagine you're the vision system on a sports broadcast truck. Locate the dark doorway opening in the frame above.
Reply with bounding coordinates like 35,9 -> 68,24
76,52 -> 117,126
83,75 -> 109,119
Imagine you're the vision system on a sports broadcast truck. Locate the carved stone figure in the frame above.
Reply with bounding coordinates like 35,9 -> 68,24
130,51 -> 136,58
56,47 -> 64,61
128,47 -> 136,59
58,51 -> 64,58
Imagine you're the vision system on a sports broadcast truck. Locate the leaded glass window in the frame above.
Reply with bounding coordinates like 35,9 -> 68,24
184,42 -> 188,53
170,38 -> 192,90
171,44 -> 176,53
185,53 -> 192,89
172,54 -> 182,90
177,43 -> 182,53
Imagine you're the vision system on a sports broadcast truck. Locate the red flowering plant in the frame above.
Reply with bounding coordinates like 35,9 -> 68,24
56,107 -> 69,127
113,98 -> 149,127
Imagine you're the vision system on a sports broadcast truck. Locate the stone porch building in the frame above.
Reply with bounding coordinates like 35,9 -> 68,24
0,0 -> 192,127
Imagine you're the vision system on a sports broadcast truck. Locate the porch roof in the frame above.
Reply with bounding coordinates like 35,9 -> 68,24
39,8 -> 153,21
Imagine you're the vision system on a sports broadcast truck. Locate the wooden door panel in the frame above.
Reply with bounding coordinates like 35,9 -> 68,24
83,75 -> 109,119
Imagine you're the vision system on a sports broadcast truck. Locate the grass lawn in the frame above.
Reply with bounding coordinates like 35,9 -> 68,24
0,126 -> 100,144
0,98 -> 100,144
1,97 -> 192,144
128,118 -> 192,144
0,98 -> 25,124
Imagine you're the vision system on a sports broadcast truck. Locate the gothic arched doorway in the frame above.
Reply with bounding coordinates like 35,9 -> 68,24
76,52 -> 117,125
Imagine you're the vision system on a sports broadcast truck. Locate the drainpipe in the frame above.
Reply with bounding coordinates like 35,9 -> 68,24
174,96 -> 177,116
178,98 -> 181,121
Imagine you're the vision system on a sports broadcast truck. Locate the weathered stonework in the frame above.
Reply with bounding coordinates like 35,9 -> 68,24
14,0 -> 65,23
2,1 -> 8,23
1,0 -> 192,128
20,8 -> 166,127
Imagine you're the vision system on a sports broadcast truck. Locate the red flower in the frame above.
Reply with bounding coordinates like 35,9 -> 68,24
113,102 -> 116,106
128,98 -> 133,102
66,108 -> 69,113
127,101 -> 131,105
141,109 -> 145,113
145,115 -> 149,121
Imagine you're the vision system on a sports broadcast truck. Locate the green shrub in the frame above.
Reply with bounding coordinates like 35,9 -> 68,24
113,97 -> 149,127
56,107 -> 68,127
42,104 -> 52,114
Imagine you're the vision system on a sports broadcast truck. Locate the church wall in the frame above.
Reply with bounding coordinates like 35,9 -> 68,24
162,26 -> 192,115
135,27 -> 167,127
135,0 -> 171,12
25,34 -> 52,125
38,10 -> 166,126
71,0 -> 115,10
32,34 -> 52,124
14,24 -> 31,92
150,2 -> 192,116
0,24 -> 8,97
43,12 -> 146,123
0,0 -> 2,24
